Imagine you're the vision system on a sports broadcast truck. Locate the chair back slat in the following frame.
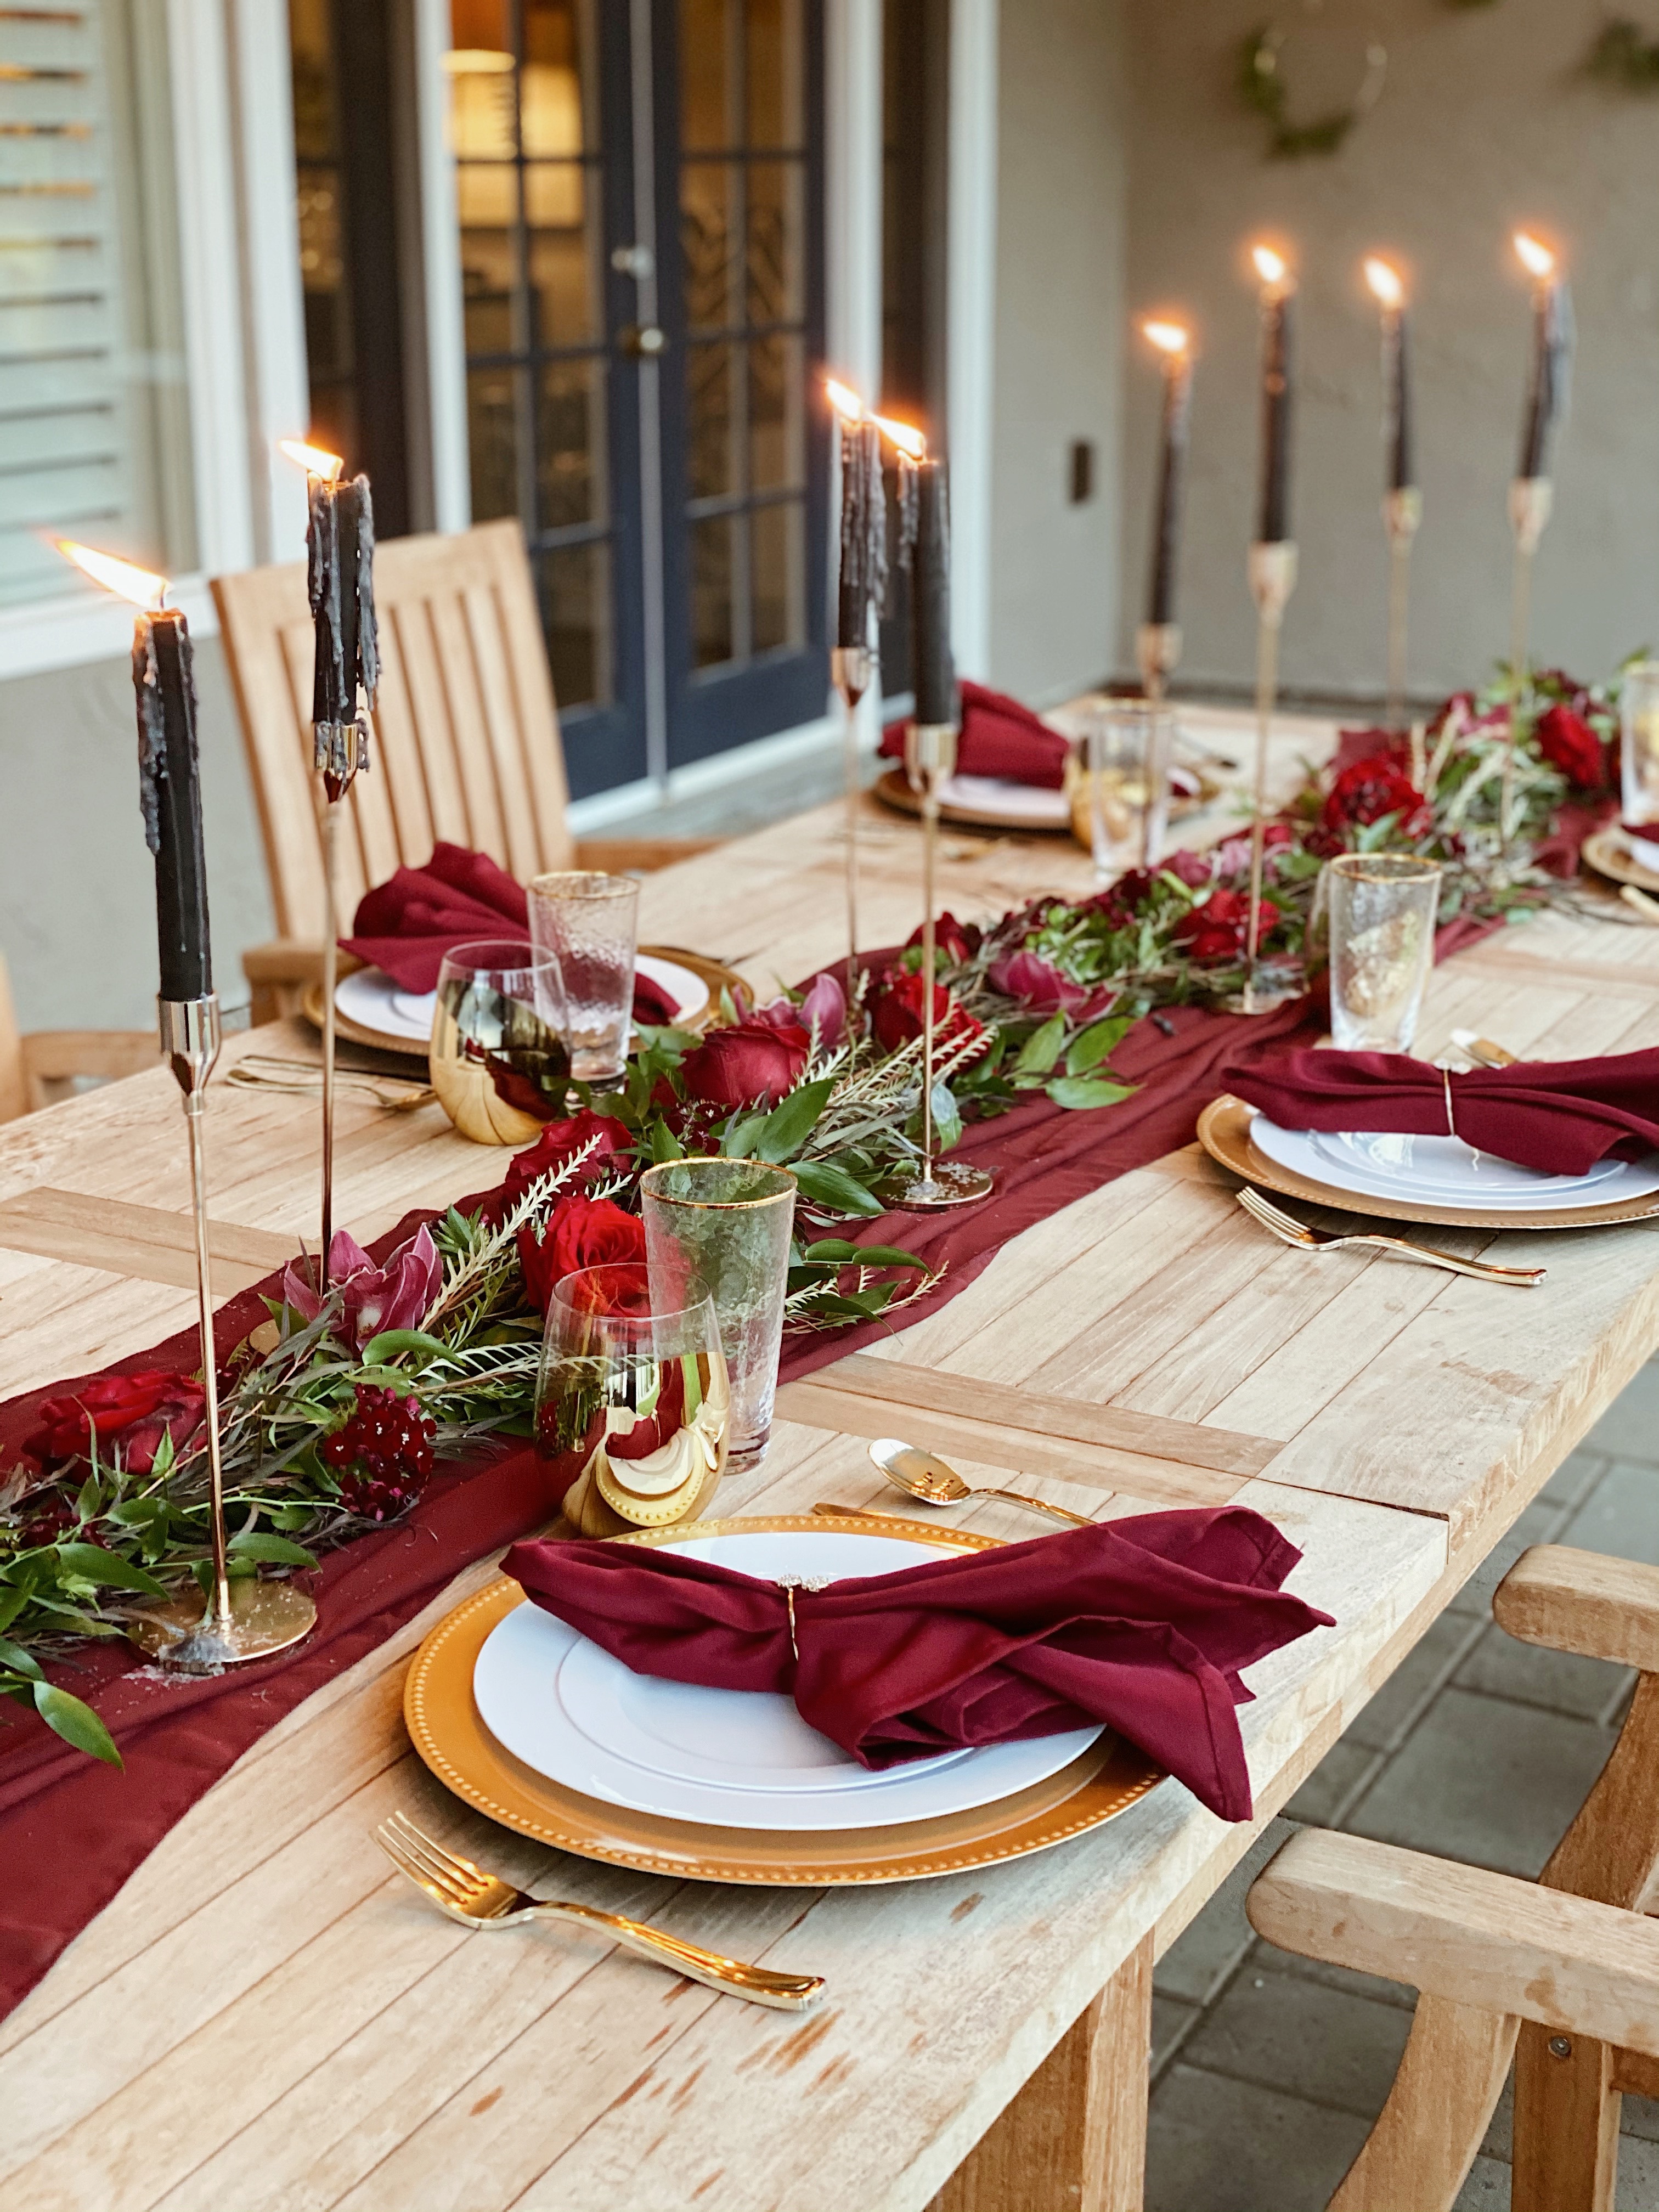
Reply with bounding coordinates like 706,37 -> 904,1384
212,520 -> 577,939
0,955 -> 30,1123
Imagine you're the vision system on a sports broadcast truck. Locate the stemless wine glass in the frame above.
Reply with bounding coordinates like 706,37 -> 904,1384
528,871 -> 640,1086
1327,854 -> 1442,1054
638,1159 -> 797,1472
535,1262 -> 729,1538
1621,660 -> 1659,864
1072,699 -> 1173,883
430,939 -> 569,1144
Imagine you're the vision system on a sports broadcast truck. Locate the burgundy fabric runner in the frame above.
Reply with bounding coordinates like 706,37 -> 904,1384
503,1509 -> 1334,1821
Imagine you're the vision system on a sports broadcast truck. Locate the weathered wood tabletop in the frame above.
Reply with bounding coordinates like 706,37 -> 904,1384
3,715 -> 1658,2210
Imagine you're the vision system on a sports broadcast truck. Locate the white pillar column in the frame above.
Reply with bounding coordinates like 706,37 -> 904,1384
946,0 -> 1000,684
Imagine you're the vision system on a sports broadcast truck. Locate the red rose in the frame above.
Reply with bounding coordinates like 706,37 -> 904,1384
679,1019 -> 810,1110
1535,703 -> 1610,791
870,968 -> 988,1056
499,1111 -> 634,1215
1320,755 -> 1431,839
26,1370 -> 206,1474
517,1197 -> 646,1315
1172,888 -> 1279,965
904,911 -> 982,966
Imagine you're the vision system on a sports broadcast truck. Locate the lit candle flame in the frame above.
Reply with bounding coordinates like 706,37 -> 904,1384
1514,232 -> 1556,283
57,540 -> 168,611
1142,320 -> 1190,357
279,437 -> 346,483
872,414 -> 927,461
1363,257 -> 1405,311
825,378 -> 864,425
1251,244 -> 1291,291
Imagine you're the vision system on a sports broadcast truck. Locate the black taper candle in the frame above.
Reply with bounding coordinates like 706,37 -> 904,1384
912,458 -> 955,729
1384,307 -> 1413,493
134,608 -> 212,1002
837,420 -> 886,651
1147,350 -> 1192,626
1519,279 -> 1572,481
1257,287 -> 1294,544
307,477 -> 343,734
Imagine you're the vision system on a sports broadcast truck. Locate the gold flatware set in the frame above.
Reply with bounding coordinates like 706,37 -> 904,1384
1235,1183 -> 1545,1286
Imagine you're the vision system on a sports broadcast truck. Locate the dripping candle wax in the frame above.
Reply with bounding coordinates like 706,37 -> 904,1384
826,381 -> 886,657
1141,321 -> 1192,630
280,438 -> 380,791
1514,232 -> 1572,486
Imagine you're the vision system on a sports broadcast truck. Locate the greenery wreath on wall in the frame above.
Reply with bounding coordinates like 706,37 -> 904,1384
1237,24 -> 1389,159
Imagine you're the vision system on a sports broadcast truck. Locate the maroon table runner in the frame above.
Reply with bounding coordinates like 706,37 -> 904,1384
0,991 -> 1322,2019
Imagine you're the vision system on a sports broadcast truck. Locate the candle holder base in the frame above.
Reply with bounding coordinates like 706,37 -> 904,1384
126,1577 -> 317,1672
877,1159 -> 996,1211
1136,622 -> 1182,703
1223,973 -> 1305,1018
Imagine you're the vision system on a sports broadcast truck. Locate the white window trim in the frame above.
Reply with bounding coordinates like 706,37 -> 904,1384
947,0 -> 1000,685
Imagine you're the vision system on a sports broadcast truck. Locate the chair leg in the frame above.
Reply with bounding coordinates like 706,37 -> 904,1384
1328,1995 -> 1516,2212
1512,2023 -> 1620,2212
929,1933 -> 1153,2212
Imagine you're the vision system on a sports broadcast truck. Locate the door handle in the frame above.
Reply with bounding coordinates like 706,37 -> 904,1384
620,324 -> 667,358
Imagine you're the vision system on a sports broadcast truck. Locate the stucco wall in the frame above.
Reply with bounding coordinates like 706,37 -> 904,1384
1115,0 -> 1659,705
988,0 -> 1128,706
0,638 -> 273,1031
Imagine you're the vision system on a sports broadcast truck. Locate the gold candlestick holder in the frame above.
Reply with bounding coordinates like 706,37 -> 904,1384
127,996 -> 318,1669
881,721 -> 994,1212
1383,487 -> 1421,735
831,643 -> 872,997
1500,476 -> 1553,850
1136,622 -> 1182,706
1238,540 -> 1301,1017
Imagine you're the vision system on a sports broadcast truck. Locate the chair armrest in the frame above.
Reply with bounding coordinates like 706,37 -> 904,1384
242,939 -> 327,1028
21,1032 -> 157,1084
574,837 -> 721,875
1493,1544 -> 1659,1673
1248,1827 -> 1659,2058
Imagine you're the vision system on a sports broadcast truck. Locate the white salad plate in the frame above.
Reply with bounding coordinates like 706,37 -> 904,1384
334,949 -> 709,1046
470,1526 -> 1103,1833
1249,1115 -> 1659,1217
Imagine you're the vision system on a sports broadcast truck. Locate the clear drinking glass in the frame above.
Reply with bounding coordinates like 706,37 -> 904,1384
528,871 -> 640,1085
1621,661 -> 1659,862
639,1159 -> 797,1472
430,939 -> 568,1144
535,1263 -> 730,1537
1327,855 -> 1442,1054
1073,700 -> 1173,883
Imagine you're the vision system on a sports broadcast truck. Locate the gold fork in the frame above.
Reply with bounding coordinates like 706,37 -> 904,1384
1236,1186 -> 1545,1287
373,1811 -> 823,2010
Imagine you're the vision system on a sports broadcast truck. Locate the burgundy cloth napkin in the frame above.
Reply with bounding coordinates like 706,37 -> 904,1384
880,679 -> 1073,790
501,1508 -> 1334,1821
341,840 -> 679,1023
1224,1046 -> 1659,1177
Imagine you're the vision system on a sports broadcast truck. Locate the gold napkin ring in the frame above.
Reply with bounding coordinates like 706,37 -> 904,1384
775,1575 -> 831,1660
1442,1066 -> 1458,1139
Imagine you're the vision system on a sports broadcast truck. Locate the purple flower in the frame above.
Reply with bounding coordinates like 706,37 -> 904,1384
281,1226 -> 442,1351
798,969 -> 847,1040
985,949 -> 1116,1019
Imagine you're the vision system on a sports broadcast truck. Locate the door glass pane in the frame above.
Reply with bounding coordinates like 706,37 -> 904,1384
746,160 -> 799,324
748,331 -> 800,491
746,0 -> 800,147
535,542 -> 611,709
520,0 -> 589,156
680,0 -> 732,150
526,183 -> 598,344
537,359 -> 605,529
466,366 -> 521,520
680,161 -> 734,331
751,500 -> 803,653
687,341 -> 737,499
691,515 -> 735,668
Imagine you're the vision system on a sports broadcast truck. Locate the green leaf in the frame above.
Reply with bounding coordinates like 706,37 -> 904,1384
647,1118 -> 685,1163
1013,1014 -> 1067,1076
929,1085 -> 963,1153
0,1635 -> 44,1681
721,1110 -> 768,1160
34,1683 -> 121,1767
1065,1015 -> 1134,1076
53,1544 -> 168,1598
227,1531 -> 318,1567
358,1329 -> 452,1367
0,1584 -> 30,1637
840,1244 -> 928,1270
790,1158 -> 884,1216
801,1237 -> 861,1262
1045,1076 -> 1135,1112
753,1077 -> 835,1163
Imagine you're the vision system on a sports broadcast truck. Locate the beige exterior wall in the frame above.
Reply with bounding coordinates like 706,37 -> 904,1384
1115,0 -> 1659,706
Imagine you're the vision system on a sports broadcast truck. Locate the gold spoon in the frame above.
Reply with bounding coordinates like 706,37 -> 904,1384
867,1438 -> 1092,1528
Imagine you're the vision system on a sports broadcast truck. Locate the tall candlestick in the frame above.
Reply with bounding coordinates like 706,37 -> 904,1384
1139,320 -> 1192,701
1501,234 -> 1573,848
136,605 -> 212,1003
1364,257 -> 1421,732
1252,246 -> 1295,547
911,458 -> 955,731
826,383 -> 889,998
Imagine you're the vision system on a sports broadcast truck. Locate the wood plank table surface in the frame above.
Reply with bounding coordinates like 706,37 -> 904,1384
4,708 -> 1659,2209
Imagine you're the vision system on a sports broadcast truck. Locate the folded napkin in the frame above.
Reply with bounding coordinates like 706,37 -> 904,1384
501,1507 -> 1334,1821
879,679 -> 1073,791
1224,1046 -> 1659,1177
342,841 -> 679,1023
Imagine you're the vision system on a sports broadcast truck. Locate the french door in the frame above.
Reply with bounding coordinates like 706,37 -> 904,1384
452,0 -> 828,800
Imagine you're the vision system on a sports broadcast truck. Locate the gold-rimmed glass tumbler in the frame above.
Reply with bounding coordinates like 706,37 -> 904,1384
1327,854 -> 1442,1054
1073,699 -> 1173,883
528,871 -> 640,1085
639,1159 -> 797,1472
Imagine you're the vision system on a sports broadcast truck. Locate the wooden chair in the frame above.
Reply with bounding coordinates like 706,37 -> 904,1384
0,953 -> 155,1121
213,518 -> 716,1024
1247,1543 -> 1659,2212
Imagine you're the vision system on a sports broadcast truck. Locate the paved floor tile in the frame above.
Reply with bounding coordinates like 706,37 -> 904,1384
1452,1617 -> 1632,1720
1146,2066 -> 1372,2212
1449,1499 -> 1571,1618
1344,1613 -> 1484,1751
1265,1943 -> 1417,2012
1577,1360 -> 1659,1464
1180,1965 -> 1414,2117
1541,1446 -> 1613,1506
1624,2094 -> 1659,2145
1152,1993 -> 1199,2075
1563,1457 -> 1659,1567
1453,2154 -> 1513,2209
1153,1817 -> 1299,2005
1345,1688 -> 1615,1876
1283,1737 -> 1380,1826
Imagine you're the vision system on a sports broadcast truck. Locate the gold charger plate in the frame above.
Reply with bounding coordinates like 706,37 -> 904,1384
403,1512 -> 1166,1886
303,943 -> 742,1060
872,765 -> 1218,837
1198,1094 -> 1659,1233
1582,826 -> 1659,895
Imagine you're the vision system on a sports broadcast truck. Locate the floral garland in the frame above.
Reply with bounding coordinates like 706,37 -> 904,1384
0,659 -> 1626,1763
1237,23 -> 1389,161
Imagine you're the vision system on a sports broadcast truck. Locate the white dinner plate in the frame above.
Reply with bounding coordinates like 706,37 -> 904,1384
471,1527 -> 1103,1832
1249,1114 -> 1659,1216
335,950 -> 709,1046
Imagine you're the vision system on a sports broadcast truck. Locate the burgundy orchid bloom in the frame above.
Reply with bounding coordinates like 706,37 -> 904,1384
985,949 -> 1116,1020
281,1226 -> 442,1352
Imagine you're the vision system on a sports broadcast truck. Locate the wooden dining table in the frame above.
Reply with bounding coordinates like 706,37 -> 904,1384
2,712 -> 1658,2211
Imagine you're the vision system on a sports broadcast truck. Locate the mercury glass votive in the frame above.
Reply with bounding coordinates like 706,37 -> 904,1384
1327,854 -> 1442,1055
430,940 -> 568,1144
